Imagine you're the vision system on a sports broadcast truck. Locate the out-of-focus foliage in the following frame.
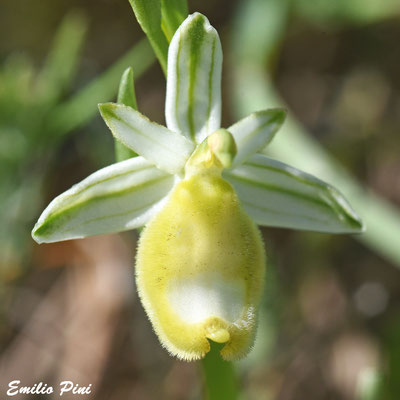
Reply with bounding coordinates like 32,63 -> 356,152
293,0 -> 400,26
0,12 -> 87,281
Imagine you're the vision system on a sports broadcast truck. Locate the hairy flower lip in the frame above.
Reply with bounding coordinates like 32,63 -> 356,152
136,169 -> 266,361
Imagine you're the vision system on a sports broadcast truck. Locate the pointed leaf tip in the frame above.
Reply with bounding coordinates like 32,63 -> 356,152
115,67 -> 138,162
117,67 -> 137,109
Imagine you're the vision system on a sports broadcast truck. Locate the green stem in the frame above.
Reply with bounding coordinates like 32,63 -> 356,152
201,342 -> 239,400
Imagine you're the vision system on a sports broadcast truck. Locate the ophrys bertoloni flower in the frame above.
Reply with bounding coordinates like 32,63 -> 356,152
32,13 -> 363,361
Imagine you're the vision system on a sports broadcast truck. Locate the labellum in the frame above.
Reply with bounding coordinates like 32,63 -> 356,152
136,130 -> 266,361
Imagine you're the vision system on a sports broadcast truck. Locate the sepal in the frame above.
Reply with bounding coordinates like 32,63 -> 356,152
225,154 -> 364,233
99,103 -> 194,174
165,13 -> 222,143
32,157 -> 174,243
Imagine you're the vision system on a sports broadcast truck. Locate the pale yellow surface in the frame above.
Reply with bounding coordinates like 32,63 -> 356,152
136,169 -> 266,361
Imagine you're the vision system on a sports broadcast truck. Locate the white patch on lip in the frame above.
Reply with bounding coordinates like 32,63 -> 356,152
168,271 -> 246,324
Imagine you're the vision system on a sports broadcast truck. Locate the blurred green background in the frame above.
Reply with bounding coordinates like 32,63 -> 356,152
0,0 -> 399,399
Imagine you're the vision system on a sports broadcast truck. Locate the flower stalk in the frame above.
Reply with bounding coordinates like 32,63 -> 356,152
201,342 -> 238,400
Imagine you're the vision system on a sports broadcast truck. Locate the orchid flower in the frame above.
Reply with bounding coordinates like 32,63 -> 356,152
32,13 -> 363,361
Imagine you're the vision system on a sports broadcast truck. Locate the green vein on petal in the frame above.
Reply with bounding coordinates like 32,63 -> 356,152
32,157 -> 175,243
224,154 -> 364,234
165,13 -> 222,143
99,103 -> 194,174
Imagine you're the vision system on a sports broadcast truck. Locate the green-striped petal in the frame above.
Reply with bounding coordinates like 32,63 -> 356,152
228,108 -> 286,167
224,154 -> 364,234
99,103 -> 194,174
32,157 -> 175,243
165,13 -> 222,143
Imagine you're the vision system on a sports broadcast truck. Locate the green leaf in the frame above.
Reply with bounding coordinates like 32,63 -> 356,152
232,0 -> 289,67
99,103 -> 195,174
115,67 -> 138,162
228,108 -> 286,167
32,157 -> 174,243
161,0 -> 188,42
117,67 -> 138,109
128,0 -> 169,74
165,13 -> 222,144
224,154 -> 364,233
36,11 -> 87,104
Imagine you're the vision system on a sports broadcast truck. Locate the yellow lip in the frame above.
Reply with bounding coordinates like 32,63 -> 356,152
136,168 -> 266,361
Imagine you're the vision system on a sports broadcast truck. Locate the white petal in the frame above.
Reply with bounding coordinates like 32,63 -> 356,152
99,103 -> 194,174
165,13 -> 222,143
32,157 -> 175,243
228,108 -> 286,167
224,154 -> 364,233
